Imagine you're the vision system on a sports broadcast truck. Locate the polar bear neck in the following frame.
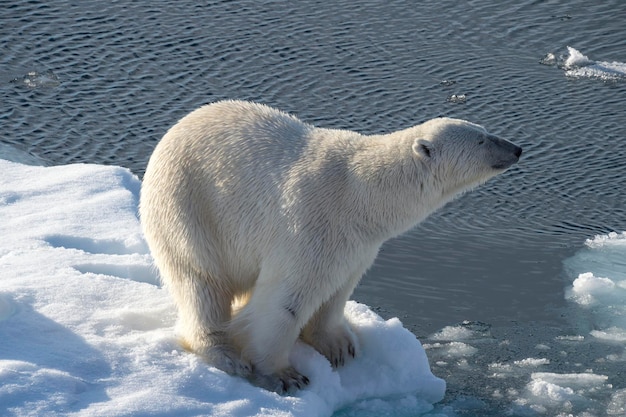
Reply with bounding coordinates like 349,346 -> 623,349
341,131 -> 443,240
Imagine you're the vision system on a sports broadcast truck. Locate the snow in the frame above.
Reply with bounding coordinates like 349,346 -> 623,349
0,158 -> 445,417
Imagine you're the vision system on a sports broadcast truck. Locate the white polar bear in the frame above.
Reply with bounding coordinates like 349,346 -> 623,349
140,100 -> 521,393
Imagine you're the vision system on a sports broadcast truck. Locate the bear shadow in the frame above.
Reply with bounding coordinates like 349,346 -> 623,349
0,293 -> 111,412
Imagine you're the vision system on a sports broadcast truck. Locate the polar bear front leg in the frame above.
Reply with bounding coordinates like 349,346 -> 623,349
230,280 -> 318,394
301,280 -> 359,368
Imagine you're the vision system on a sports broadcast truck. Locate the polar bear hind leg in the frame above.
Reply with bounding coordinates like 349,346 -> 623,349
165,264 -> 252,378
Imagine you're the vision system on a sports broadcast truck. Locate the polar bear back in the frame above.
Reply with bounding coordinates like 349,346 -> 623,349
141,101 -> 368,286
141,100 -> 521,294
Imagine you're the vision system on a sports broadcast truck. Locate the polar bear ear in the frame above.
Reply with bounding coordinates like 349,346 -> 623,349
413,139 -> 433,159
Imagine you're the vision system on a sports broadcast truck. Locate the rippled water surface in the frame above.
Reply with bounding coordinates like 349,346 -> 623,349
2,1 -> 626,415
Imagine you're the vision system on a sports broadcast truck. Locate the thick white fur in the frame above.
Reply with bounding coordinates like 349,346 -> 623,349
140,100 -> 520,393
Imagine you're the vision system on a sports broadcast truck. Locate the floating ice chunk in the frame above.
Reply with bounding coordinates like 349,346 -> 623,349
513,358 -> 550,367
567,272 -> 616,306
11,69 -> 60,89
430,325 -> 474,341
585,231 -> 626,247
590,327 -> 626,342
519,372 -> 609,412
562,47 -> 626,81
527,380 -> 575,402
539,52 -> 557,66
531,372 -> 608,388
423,341 -> 478,358
429,320 -> 491,341
556,335 -> 584,342
488,358 -> 549,379
426,323 -> 483,360
446,94 -> 466,104
564,46 -> 593,68
563,260 -> 626,340
439,79 -> 456,87
488,362 -> 512,371
543,47 -> 626,81
608,388 -> 626,416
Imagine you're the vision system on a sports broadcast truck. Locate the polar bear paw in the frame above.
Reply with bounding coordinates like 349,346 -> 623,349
308,323 -> 359,368
252,366 -> 310,395
200,344 -> 252,378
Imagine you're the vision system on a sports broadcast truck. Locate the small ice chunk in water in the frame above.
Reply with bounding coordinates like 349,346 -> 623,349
608,388 -> 626,416
590,327 -> 626,342
423,341 -> 478,358
540,52 -> 557,66
564,46 -> 593,69
542,47 -> 626,80
447,94 -> 466,103
429,320 -> 491,341
561,47 -> 626,80
531,372 -> 608,388
519,372 -> 610,412
12,69 -> 60,89
430,325 -> 475,341
513,358 -> 550,367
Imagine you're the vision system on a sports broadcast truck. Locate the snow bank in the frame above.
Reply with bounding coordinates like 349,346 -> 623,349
0,159 -> 444,417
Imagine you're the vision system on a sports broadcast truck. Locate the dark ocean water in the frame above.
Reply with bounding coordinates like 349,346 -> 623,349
2,1 -> 626,415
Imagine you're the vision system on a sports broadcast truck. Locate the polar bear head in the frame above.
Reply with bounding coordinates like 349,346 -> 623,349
411,117 -> 522,199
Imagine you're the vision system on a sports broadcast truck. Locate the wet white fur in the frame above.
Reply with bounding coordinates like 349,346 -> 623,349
140,100 -> 518,392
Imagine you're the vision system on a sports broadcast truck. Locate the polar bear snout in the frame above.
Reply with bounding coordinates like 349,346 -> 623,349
487,135 -> 522,170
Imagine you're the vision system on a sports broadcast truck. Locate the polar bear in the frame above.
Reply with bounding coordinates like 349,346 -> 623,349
140,100 -> 521,393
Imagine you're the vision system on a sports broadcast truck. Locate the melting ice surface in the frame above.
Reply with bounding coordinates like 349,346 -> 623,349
564,231 -> 626,345
423,231 -> 626,416
562,232 -> 626,416
542,46 -> 626,81
0,157 -> 444,417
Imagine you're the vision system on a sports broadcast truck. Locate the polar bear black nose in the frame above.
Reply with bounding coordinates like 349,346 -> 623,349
487,135 -> 523,170
489,135 -> 522,158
